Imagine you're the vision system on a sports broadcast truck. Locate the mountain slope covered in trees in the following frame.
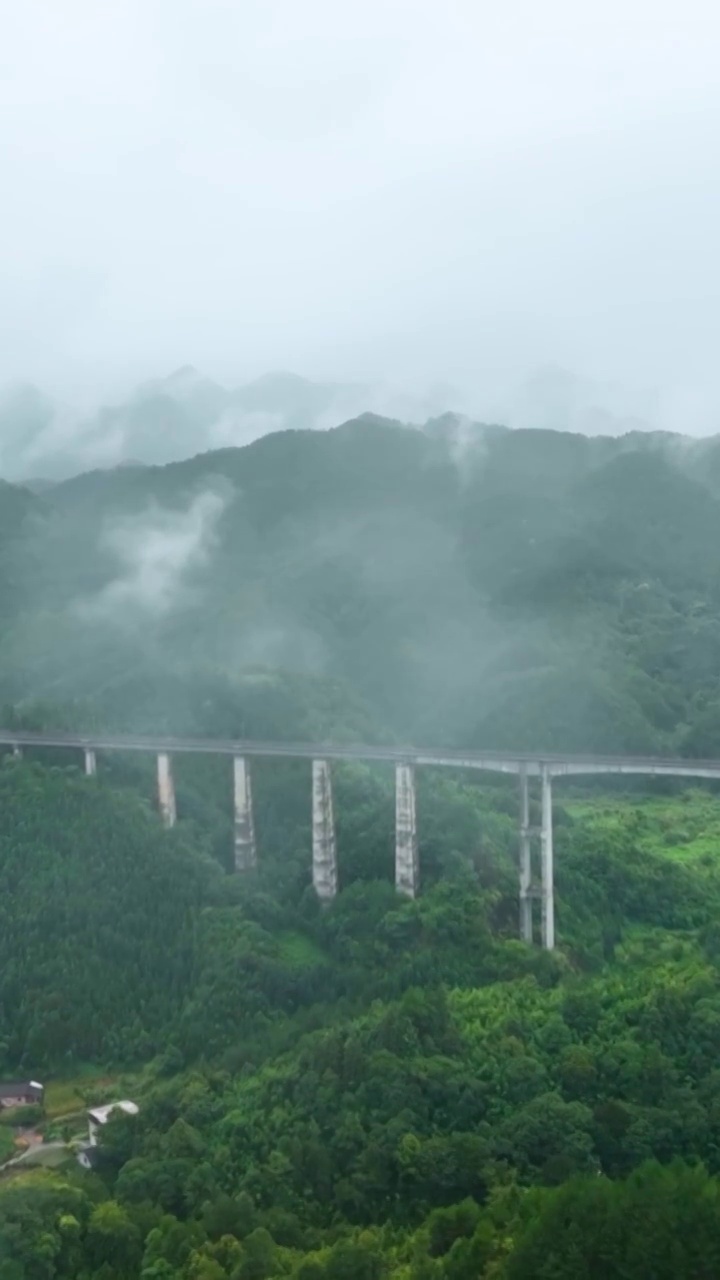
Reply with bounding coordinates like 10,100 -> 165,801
5,759 -> 720,1276
3,415 -> 720,754
5,418 -> 720,1276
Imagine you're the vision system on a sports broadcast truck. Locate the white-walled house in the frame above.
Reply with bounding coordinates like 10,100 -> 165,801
77,1099 -> 139,1167
87,1100 -> 139,1146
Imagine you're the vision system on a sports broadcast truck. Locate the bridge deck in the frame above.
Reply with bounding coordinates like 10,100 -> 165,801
2,729 -> 720,779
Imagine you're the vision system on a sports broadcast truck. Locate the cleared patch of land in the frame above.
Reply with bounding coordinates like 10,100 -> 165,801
43,1071 -> 118,1120
564,787 -> 720,866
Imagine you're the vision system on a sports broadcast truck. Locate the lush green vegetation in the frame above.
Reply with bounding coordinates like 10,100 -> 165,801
5,419 -> 720,1275
3,758 -> 720,1275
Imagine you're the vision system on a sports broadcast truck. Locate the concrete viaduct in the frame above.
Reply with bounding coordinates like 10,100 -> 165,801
3,728 -> 720,951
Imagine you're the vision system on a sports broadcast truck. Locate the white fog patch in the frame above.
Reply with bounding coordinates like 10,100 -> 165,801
442,414 -> 489,478
28,414 -> 126,476
78,486 -> 230,622
505,366 -> 656,437
311,381 -> 464,434
225,623 -> 328,674
207,409 -> 285,448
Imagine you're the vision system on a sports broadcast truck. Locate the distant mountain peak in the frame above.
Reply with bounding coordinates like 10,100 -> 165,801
136,366 -> 228,405
343,410 -> 405,429
245,371 -> 315,390
164,364 -> 203,385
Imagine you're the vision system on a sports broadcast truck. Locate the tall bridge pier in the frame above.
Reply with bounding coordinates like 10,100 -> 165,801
7,728 -> 720,951
157,753 -> 177,829
395,763 -> 419,897
233,757 -> 257,871
518,768 -> 533,943
312,759 -> 338,901
517,766 -> 555,948
541,767 -> 555,951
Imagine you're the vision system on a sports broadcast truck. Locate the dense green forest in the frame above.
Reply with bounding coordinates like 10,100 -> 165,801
8,756 -> 720,1277
5,418 -> 720,1276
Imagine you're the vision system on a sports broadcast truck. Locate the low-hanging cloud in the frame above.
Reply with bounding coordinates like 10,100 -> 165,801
206,408 -> 285,449
77,485 -> 231,623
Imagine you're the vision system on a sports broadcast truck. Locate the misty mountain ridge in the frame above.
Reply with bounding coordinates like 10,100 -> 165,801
0,368 -> 449,483
0,363 -> 703,488
4,412 -> 720,758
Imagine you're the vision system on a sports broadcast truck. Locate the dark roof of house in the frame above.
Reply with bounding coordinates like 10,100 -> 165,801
0,1082 -> 43,1099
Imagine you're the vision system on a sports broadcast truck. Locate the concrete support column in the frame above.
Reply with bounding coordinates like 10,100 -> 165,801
395,762 -> 419,898
157,752 -> 177,829
233,756 -> 257,871
312,759 -> 338,901
519,767 -> 533,943
84,749 -> 97,777
540,766 -> 555,950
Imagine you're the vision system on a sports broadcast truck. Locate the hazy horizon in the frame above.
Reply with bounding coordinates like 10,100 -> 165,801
4,1 -> 720,439
2,357 -> 720,485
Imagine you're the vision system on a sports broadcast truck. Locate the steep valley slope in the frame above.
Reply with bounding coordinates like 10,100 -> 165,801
3,416 -> 720,1278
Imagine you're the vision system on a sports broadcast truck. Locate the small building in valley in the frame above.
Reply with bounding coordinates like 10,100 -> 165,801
78,1099 -> 139,1169
87,1100 -> 139,1147
0,1081 -> 44,1110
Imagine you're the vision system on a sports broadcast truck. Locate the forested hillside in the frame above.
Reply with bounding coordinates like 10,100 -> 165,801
7,749 -> 720,1276
3,415 -> 720,752
5,418 -> 720,1276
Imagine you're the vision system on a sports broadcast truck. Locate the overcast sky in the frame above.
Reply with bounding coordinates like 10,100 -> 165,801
3,0 -> 720,429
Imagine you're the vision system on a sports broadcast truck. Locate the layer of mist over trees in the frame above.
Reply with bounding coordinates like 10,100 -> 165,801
4,413 -> 720,754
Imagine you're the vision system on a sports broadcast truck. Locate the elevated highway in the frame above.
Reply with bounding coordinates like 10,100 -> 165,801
3,728 -> 718,950
2,727 -> 720,779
